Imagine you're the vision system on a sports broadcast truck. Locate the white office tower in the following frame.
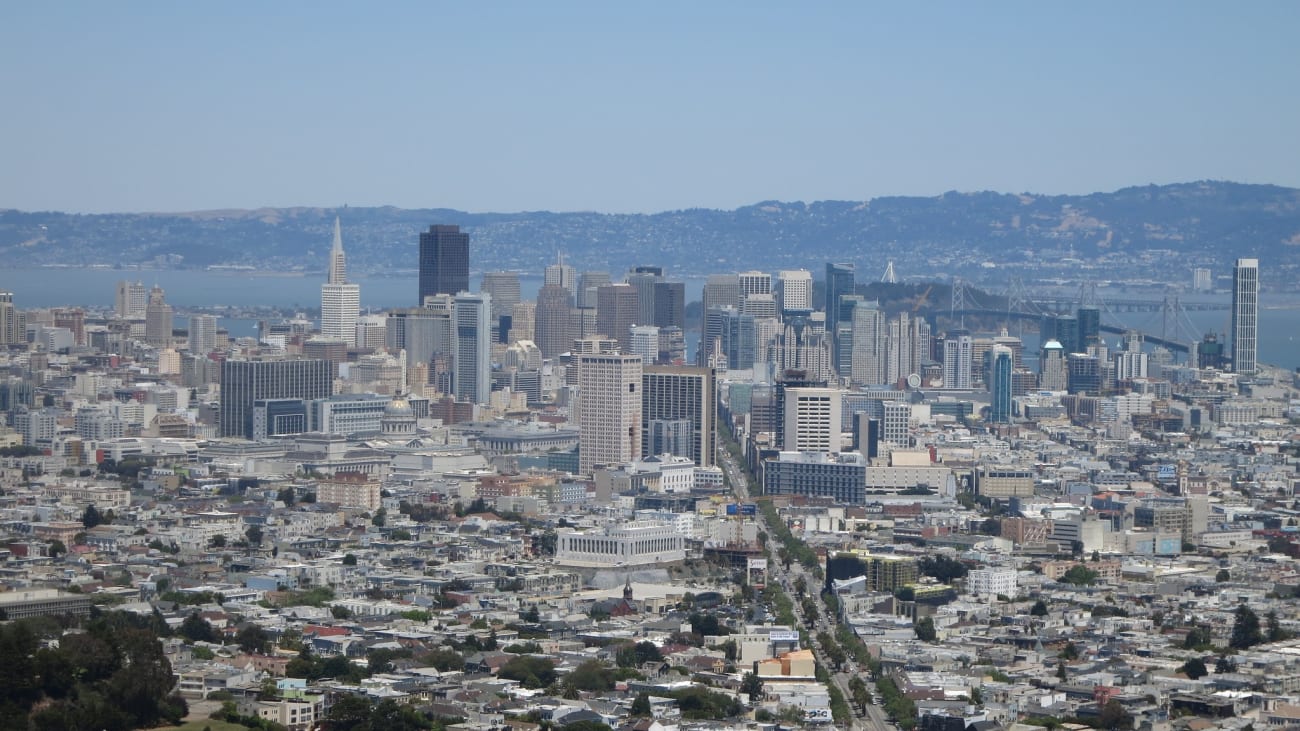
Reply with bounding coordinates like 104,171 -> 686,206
577,353 -> 643,474
577,271 -> 611,309
1231,258 -> 1258,374
783,386 -> 842,453
776,269 -> 813,312
1114,351 -> 1148,383
115,280 -> 147,319
943,331 -> 973,389
1193,267 -> 1212,292
886,312 -> 929,386
355,314 -> 387,350
320,217 -> 360,347
849,302 -> 886,386
882,401 -> 912,448
544,255 -> 577,297
452,292 -> 492,404
737,270 -> 773,305
188,314 -> 217,354
630,325 -> 660,363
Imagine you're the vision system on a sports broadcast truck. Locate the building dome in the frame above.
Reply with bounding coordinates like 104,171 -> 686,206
381,392 -> 417,436
384,394 -> 414,417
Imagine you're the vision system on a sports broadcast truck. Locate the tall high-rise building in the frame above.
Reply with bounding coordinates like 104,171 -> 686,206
1231,257 -> 1259,374
144,286 -> 173,346
386,302 -> 453,383
577,271 -> 611,309
0,291 -> 22,346
824,263 -> 856,319
782,386 -> 842,454
738,271 -> 772,307
219,359 -> 334,438
1066,353 -> 1101,395
652,280 -> 685,329
885,312 -> 930,386
577,353 -> 643,474
1077,307 -> 1101,353
849,301 -> 886,386
1039,340 -> 1068,391
630,325 -> 660,364
642,365 -> 716,468
188,314 -> 218,354
115,281 -> 147,319
452,292 -> 492,404
988,345 -> 1013,424
702,274 -> 740,313
321,217 -> 361,347
741,293 -> 778,319
776,269 -> 813,314
1193,267 -> 1213,292
481,271 -> 521,331
544,256 -> 577,297
535,283 -> 575,358
596,283 -> 639,352
626,266 -> 663,326
942,331 -> 973,389
418,225 -> 470,303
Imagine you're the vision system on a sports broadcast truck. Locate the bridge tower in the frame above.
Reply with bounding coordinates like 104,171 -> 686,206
950,278 -> 968,329
881,261 -> 897,284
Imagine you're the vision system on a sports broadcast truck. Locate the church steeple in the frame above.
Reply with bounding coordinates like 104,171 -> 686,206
623,575 -> 634,602
328,216 -> 347,284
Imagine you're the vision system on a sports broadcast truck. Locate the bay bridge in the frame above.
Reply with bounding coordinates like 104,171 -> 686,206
945,278 -> 1230,355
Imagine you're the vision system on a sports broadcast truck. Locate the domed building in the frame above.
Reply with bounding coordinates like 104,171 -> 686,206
380,392 -> 417,437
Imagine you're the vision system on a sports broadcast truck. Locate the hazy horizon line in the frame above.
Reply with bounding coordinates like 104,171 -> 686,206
4,178 -> 1290,219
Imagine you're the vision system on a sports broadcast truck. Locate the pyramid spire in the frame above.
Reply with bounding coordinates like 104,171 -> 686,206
328,216 -> 347,284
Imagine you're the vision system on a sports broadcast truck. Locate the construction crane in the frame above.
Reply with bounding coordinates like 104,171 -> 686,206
913,284 -> 933,312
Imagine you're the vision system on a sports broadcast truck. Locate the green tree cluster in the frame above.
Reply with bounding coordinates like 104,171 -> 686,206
914,616 -> 937,642
918,555 -> 968,582
498,655 -> 557,688
0,612 -> 187,730
1230,605 -> 1263,649
321,694 -> 443,731
1058,565 -> 1099,586
670,686 -> 744,720
875,675 -> 918,729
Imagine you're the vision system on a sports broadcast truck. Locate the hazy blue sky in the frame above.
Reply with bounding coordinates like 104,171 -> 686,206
2,2 -> 1298,214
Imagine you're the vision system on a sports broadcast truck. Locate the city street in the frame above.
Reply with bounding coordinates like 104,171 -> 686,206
721,446 -> 894,731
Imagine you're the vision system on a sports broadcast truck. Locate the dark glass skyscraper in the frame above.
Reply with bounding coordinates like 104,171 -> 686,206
988,346 -> 1013,423
825,262 -> 856,319
418,225 -> 470,304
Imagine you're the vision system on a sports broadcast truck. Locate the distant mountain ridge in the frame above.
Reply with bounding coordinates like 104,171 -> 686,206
3,181 -> 1298,283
